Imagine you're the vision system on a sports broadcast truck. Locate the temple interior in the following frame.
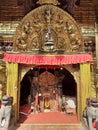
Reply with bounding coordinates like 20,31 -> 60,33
20,66 -> 77,114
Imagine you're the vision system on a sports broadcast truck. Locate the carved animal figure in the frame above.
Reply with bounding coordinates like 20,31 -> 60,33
83,97 -> 98,130
0,95 -> 13,129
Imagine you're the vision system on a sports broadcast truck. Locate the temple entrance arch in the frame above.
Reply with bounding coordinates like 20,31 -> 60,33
4,55 -> 92,123
19,65 -> 78,115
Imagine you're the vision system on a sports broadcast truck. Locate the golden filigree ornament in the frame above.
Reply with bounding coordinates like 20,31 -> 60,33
37,0 -> 60,5
13,4 -> 83,53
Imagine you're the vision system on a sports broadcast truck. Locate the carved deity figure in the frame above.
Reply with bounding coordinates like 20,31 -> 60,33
44,7 -> 52,24
23,22 -> 30,34
17,33 -> 27,50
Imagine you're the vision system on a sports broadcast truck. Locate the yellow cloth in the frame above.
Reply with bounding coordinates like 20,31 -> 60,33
80,62 -> 91,115
6,62 -> 18,123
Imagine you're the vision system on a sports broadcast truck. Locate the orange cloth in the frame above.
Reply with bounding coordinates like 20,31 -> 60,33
3,53 -> 93,65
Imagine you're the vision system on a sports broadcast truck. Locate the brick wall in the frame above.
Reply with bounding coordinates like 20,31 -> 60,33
0,5 -> 25,21
0,0 -> 18,6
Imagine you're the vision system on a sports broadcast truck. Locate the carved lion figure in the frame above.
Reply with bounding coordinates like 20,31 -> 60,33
83,97 -> 98,130
0,95 -> 13,129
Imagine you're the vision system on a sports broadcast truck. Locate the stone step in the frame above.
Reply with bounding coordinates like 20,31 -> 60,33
13,123 -> 85,130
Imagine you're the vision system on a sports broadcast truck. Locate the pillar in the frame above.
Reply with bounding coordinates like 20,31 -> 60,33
95,22 -> 98,69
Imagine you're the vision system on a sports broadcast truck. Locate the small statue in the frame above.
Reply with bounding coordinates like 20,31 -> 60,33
0,95 -> 13,129
17,33 -> 27,50
24,22 -> 30,34
83,97 -> 98,130
61,96 -> 67,113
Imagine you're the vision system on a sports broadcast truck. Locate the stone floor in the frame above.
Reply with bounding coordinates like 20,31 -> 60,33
0,111 -> 96,130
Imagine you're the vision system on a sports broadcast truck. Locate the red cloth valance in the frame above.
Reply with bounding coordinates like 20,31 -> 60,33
3,53 -> 93,65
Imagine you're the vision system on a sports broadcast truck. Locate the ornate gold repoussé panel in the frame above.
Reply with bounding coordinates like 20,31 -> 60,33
13,4 -> 83,53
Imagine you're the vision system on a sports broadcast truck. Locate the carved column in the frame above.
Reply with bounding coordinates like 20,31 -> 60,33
95,22 -> 98,69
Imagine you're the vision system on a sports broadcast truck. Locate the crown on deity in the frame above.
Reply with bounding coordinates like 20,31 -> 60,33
37,0 -> 60,5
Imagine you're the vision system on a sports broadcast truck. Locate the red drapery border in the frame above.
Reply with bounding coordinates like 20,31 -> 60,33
3,53 -> 93,65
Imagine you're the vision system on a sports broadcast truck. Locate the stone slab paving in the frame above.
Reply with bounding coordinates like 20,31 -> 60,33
13,124 -> 86,130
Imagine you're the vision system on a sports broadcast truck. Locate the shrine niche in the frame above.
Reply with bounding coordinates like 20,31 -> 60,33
13,2 -> 83,53
38,71 -> 60,112
19,64 -> 78,114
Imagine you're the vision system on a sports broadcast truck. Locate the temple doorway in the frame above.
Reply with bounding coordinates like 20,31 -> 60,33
19,65 -> 77,115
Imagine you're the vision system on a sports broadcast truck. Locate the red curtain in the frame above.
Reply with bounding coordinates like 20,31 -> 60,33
3,53 -> 93,65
